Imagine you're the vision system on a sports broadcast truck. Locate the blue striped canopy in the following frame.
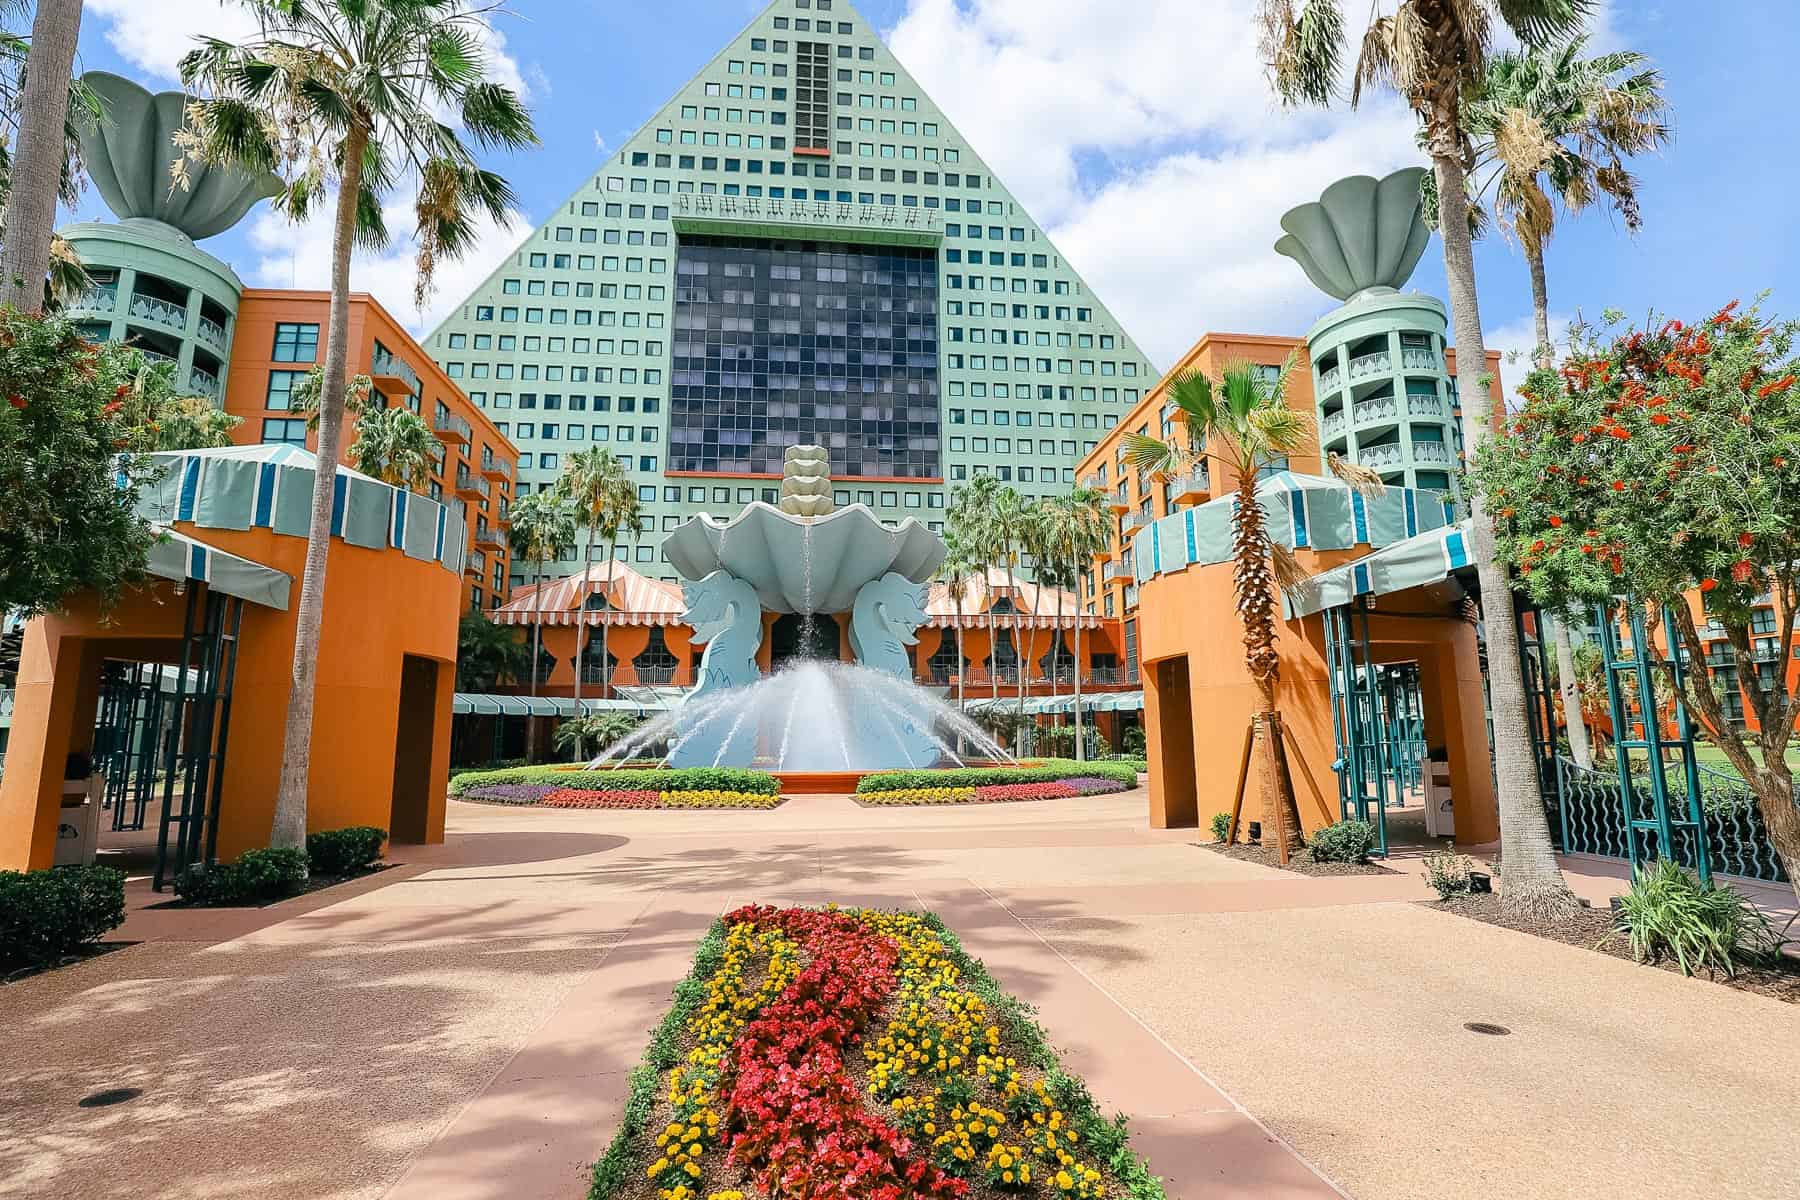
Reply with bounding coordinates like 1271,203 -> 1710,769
1282,520 -> 1476,618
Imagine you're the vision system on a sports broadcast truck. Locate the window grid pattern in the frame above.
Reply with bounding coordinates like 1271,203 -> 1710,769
671,236 -> 939,478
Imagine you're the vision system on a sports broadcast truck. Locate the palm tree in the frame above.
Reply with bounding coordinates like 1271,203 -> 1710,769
552,711 -> 642,762
455,609 -> 527,692
508,490 -> 576,764
0,0 -> 84,312
1125,359 -> 1371,854
349,404 -> 435,492
948,477 -> 1005,711
1456,40 -> 1670,771
1053,487 -> 1114,762
178,1 -> 536,849
934,531 -> 981,746
555,447 -> 642,704
1257,0 -> 1587,915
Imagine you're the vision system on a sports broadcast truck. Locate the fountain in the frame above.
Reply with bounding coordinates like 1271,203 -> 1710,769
587,447 -> 1012,776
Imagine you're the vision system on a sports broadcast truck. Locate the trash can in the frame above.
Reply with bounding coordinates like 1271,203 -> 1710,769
1423,754 -> 1455,838
55,775 -> 102,867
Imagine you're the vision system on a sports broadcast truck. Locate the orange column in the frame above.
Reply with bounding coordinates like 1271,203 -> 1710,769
0,622 -> 99,870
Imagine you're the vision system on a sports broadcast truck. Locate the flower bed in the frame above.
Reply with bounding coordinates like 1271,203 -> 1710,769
856,760 -> 1138,796
591,905 -> 1166,1200
452,765 -> 779,799
537,788 -> 781,811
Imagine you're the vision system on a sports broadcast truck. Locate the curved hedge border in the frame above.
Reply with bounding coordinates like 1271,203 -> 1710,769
855,758 -> 1139,794
450,765 -> 779,798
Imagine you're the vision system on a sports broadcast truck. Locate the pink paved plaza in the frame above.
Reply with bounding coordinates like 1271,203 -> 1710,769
2,787 -> 1796,1200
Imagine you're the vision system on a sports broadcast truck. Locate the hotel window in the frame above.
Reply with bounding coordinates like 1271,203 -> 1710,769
794,41 -> 831,152
261,417 -> 308,446
265,369 -> 308,410
271,322 -> 319,362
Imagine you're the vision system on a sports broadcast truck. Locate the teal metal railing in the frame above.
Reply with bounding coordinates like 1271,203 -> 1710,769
1554,757 -> 1788,884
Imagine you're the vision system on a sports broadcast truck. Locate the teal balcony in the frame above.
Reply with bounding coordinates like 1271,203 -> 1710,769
69,283 -> 119,317
195,313 -> 228,353
128,291 -> 188,332
1361,443 -> 1404,471
1347,350 -> 1392,382
187,365 -> 220,399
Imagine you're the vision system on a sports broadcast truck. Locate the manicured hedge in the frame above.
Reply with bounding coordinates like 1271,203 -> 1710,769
452,765 -> 780,798
306,826 -> 387,875
0,865 -> 127,969
173,847 -> 309,905
855,758 -> 1139,794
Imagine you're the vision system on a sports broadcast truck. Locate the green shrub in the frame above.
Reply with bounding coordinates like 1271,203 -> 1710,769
0,865 -> 127,968
173,847 -> 309,906
1607,859 -> 1781,977
1120,725 -> 1146,757
1307,820 -> 1377,864
306,827 -> 387,875
449,765 -> 779,797
1422,850 -> 1473,900
1210,812 -> 1232,843
855,759 -> 1139,793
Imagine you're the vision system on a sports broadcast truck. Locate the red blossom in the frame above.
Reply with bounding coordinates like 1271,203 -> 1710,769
1733,560 -> 1756,583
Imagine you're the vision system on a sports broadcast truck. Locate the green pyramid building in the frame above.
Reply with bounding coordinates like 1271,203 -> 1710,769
426,0 -> 1157,592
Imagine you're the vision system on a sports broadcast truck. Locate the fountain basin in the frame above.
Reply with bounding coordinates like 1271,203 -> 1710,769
661,501 -> 944,613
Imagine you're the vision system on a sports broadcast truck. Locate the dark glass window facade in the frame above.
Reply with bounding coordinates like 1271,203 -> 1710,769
671,236 -> 940,478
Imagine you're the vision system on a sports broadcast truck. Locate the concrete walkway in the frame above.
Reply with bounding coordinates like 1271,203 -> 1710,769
2,789 -> 1794,1200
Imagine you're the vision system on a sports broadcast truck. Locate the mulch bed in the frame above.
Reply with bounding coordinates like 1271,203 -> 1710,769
1194,841 -> 1400,876
1428,892 -> 1800,1004
146,863 -> 396,910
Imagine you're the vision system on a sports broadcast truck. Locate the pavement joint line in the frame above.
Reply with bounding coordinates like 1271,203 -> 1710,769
972,880 -> 1357,1200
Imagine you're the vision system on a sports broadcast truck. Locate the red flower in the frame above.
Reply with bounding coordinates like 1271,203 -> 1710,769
1650,413 -> 1671,425
1548,516 -> 1564,528
114,384 -> 132,399
6,394 -> 24,410
1739,532 -> 1756,548
103,401 -> 122,416
1571,433 -> 1588,444
1701,579 -> 1718,593
1733,560 -> 1756,584
1612,480 -> 1627,491
1531,540 -> 1548,554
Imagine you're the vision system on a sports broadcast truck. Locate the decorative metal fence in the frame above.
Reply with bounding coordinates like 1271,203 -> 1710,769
1553,757 -> 1789,884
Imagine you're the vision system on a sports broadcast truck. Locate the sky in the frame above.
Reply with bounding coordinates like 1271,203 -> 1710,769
63,0 -> 1800,401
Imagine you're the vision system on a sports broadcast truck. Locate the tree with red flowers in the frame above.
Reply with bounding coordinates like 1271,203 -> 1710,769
1475,298 -> 1800,901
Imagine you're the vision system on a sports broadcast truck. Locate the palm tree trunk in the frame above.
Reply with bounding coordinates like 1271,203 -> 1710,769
1073,588 -> 1086,764
603,542 -> 619,701
1552,615 -> 1592,769
1431,146 -> 1578,917
0,0 -> 82,312
573,525 -> 594,710
953,589 -> 967,758
1006,561 -> 1027,754
270,123 -> 368,850
1233,467 -> 1303,853
1527,244 -> 1554,371
528,550 -> 545,763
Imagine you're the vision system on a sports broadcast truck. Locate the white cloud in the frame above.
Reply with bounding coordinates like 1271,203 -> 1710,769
1487,311 -> 1572,407
245,195 -> 531,337
85,0 -> 535,102
887,0 -> 1425,369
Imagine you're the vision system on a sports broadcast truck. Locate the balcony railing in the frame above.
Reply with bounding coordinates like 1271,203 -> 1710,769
1171,465 -> 1209,501
129,291 -> 188,332
1105,560 -> 1132,582
1125,510 -> 1152,532
1406,392 -> 1446,417
1400,346 -> 1443,372
464,549 -> 486,578
475,521 -> 503,548
70,284 -> 118,315
454,469 -> 489,500
187,365 -> 220,399
434,410 -> 472,444
372,348 -> 422,396
1412,441 -> 1453,465
1321,408 -> 1347,440
480,452 -> 512,481
1317,364 -> 1343,394
672,192 -> 943,240
1353,394 -> 1400,426
1361,443 -> 1404,470
1347,350 -> 1393,381
195,314 -> 228,352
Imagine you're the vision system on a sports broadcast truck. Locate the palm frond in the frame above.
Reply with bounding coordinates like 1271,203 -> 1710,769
1259,0 -> 1345,106
1326,452 -> 1388,500
1271,542 -> 1312,594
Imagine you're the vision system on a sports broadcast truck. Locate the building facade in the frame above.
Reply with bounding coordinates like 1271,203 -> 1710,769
225,291 -> 520,613
1077,331 -> 1497,628
426,0 -> 1156,590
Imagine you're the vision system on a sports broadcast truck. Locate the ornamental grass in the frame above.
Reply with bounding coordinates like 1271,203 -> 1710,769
592,905 -> 1166,1200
